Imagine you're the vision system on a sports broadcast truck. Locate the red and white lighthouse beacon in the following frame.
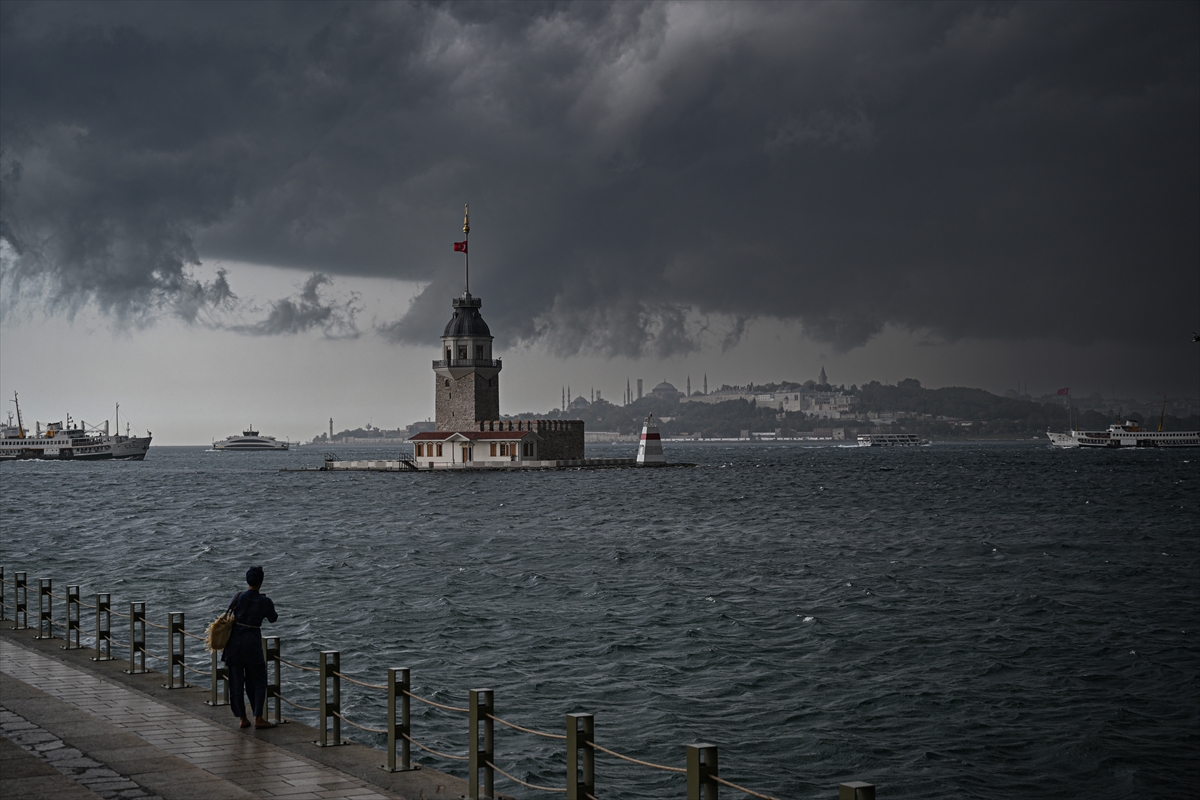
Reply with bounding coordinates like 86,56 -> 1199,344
636,413 -> 666,465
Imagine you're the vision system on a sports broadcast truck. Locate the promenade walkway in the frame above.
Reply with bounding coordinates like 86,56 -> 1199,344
0,623 -> 475,800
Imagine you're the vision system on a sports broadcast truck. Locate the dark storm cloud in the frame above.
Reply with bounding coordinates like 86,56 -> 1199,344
1,1 -> 1196,356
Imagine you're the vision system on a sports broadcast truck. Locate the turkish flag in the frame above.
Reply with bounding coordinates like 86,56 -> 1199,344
1056,387 -> 1070,396
453,241 -> 468,253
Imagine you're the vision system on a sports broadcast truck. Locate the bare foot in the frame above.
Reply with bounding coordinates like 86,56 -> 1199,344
239,717 -> 251,729
254,718 -> 276,729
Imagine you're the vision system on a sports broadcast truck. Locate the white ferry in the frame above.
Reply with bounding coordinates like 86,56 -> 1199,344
857,433 -> 924,447
1048,421 -> 1199,449
1,394 -> 151,461
213,427 -> 290,451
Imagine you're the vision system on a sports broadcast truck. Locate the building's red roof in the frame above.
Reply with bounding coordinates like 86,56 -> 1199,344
409,430 -> 536,441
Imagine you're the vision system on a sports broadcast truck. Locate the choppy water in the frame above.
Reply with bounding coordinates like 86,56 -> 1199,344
1,442 -> 1197,799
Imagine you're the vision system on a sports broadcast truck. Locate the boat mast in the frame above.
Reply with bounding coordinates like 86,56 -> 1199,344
1159,395 -> 1167,432
12,392 -> 25,438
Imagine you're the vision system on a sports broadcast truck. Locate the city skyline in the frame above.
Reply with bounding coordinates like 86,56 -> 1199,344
2,2 -> 1197,444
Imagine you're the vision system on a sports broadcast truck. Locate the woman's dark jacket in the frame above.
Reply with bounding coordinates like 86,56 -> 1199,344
221,588 -> 278,666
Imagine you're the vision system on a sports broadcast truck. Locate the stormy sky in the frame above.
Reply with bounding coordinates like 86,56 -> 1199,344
1,1 -> 1197,443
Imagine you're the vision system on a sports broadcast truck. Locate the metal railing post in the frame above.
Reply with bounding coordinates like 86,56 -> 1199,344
318,650 -> 343,746
207,650 -> 230,706
14,571 -> 28,629
838,782 -> 876,800
125,602 -> 148,674
386,667 -> 415,772
566,713 -> 595,800
0,566 -> 6,620
92,593 -> 113,661
469,688 -> 494,800
62,585 -> 82,649
687,743 -> 719,800
35,578 -> 53,639
265,636 -> 282,724
164,612 -> 188,689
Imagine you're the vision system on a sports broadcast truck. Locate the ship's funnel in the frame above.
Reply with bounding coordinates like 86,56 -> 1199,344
636,413 -> 666,464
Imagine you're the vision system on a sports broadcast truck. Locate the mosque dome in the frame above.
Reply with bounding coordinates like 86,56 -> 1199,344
443,293 -> 492,339
653,381 -> 678,393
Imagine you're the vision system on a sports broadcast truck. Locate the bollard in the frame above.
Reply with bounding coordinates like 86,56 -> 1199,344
62,585 -> 82,649
264,636 -> 282,724
469,688 -> 495,800
318,650 -> 344,746
839,782 -> 875,800
207,650 -> 230,706
125,602 -> 148,674
35,579 -> 53,639
687,743 -> 719,800
164,612 -> 189,689
566,713 -> 595,800
92,593 -> 113,661
14,571 -> 28,629
385,667 -> 416,772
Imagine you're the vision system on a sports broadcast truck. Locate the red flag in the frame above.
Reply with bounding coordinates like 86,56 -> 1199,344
1056,387 -> 1070,396
453,241 -> 468,253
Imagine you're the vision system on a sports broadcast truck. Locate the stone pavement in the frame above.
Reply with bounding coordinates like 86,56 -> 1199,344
0,623 -> 480,800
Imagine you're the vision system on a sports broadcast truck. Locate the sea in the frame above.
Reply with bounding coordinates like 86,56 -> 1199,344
1,441 -> 1197,799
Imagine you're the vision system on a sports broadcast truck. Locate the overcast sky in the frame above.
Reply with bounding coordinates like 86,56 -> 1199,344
2,1 -> 1197,444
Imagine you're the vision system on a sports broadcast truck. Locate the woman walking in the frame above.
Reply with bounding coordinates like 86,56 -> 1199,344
223,565 -> 278,729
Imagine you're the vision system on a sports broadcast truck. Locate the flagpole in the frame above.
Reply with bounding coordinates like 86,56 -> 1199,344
463,203 -> 470,294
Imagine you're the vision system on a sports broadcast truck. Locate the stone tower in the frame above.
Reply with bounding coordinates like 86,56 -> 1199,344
434,292 -> 501,430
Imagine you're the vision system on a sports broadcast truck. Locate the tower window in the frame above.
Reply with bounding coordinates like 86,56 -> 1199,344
458,347 -> 467,359
476,345 -> 483,359
445,380 -> 450,387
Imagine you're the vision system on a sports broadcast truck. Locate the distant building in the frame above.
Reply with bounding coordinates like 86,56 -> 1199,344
637,379 -> 643,400
651,381 -> 683,400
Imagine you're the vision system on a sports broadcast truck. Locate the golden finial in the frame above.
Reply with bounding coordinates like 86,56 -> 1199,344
462,204 -> 470,235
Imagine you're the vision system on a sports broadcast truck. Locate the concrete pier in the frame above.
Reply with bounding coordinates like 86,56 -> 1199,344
0,622 -> 492,800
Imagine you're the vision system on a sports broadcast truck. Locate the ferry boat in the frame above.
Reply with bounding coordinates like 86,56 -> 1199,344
857,433 -> 924,447
212,427 -> 290,451
1047,421 -> 1199,449
1,394 -> 151,461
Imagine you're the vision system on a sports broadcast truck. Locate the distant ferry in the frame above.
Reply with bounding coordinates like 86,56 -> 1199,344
213,427 -> 290,451
857,433 -> 924,447
1048,421 -> 1200,449
1,394 -> 151,461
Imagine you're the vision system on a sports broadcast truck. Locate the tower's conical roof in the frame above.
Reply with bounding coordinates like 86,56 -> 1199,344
443,292 -> 492,338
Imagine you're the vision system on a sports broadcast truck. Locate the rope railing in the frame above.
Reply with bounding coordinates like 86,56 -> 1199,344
2,563 -> 874,799
492,714 -> 568,740
332,709 -> 387,735
486,759 -> 568,793
587,740 -> 687,773
403,733 -> 470,761
405,691 -> 469,714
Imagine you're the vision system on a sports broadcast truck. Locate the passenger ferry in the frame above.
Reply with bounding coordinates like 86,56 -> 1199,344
212,427 -> 290,451
1,394 -> 151,461
857,433 -> 924,447
1047,421 -> 1199,449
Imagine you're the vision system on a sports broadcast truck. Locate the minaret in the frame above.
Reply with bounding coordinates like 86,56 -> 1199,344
687,376 -> 691,396
819,365 -> 828,386
703,374 -> 708,395
329,418 -> 333,441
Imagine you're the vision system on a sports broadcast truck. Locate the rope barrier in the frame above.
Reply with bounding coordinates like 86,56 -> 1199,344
330,670 -> 388,690
181,630 -> 206,641
712,775 -> 782,800
486,760 -> 567,793
404,690 -> 469,714
402,733 -> 469,761
78,600 -> 96,609
145,620 -> 169,630
279,696 -> 319,712
587,741 -> 686,774
49,591 -> 66,600
331,710 -> 387,735
279,656 -> 321,673
110,609 -> 130,619
491,714 -> 567,740
142,649 -> 167,661
183,663 -> 212,676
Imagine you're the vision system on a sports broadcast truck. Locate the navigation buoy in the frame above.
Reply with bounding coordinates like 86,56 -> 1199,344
636,413 -> 666,465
